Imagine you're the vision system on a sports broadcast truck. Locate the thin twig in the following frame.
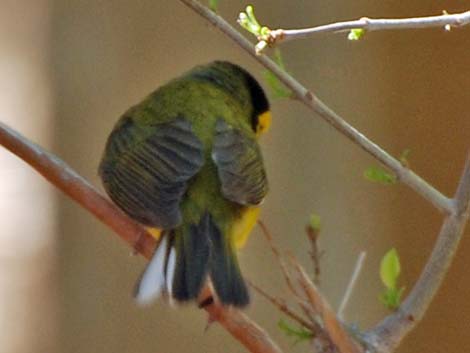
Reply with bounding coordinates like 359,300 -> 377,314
306,225 -> 322,285
175,6 -> 470,350
257,221 -> 319,326
0,121 -> 283,353
364,153 -> 470,352
337,252 -> 366,321
270,11 -> 470,43
179,0 -> 453,215
258,220 -> 300,297
248,279 -> 317,333
290,257 -> 363,353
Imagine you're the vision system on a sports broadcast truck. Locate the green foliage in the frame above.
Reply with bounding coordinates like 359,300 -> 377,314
379,248 -> 405,309
238,5 -> 272,53
278,319 -> 314,345
208,0 -> 219,12
364,149 -> 410,185
309,213 -> 321,231
262,49 -> 292,98
238,5 -> 269,38
364,166 -> 397,185
348,28 -> 366,41
237,5 -> 292,98
380,248 -> 400,288
399,148 -> 411,167
380,286 -> 405,310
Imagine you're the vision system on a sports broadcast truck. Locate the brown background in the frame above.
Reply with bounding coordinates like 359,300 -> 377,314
1,0 -> 470,352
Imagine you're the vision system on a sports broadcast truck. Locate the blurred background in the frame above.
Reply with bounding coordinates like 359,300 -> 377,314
1,0 -> 469,352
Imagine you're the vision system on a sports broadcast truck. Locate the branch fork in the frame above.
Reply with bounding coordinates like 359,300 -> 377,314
243,10 -> 470,51
1,2 -> 470,353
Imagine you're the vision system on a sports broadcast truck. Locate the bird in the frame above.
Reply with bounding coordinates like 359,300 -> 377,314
98,61 -> 271,307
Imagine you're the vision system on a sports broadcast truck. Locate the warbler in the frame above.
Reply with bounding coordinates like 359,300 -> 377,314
99,61 -> 271,307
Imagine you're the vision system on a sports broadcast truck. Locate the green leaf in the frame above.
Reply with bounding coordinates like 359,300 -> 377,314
245,5 -> 261,29
309,213 -> 321,231
278,319 -> 314,345
380,248 -> 400,290
262,48 -> 292,98
364,166 -> 397,185
238,5 -> 262,36
273,47 -> 286,69
399,149 -> 411,167
379,249 -> 404,310
262,70 -> 291,98
380,286 -> 405,310
208,0 -> 219,12
348,28 -> 365,41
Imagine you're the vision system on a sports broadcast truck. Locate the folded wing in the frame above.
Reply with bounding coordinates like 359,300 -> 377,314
211,118 -> 268,206
99,116 -> 204,229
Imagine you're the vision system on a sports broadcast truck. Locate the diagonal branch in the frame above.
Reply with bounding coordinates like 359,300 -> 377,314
177,2 -> 470,352
337,251 -> 366,321
305,224 -> 322,285
179,0 -> 453,215
364,153 -> 470,352
257,221 -> 319,325
0,122 -> 157,258
0,120 -> 283,353
290,257 -> 363,353
248,280 -> 317,333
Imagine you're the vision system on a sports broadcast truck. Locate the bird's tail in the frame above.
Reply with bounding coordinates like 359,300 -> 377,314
134,213 -> 249,307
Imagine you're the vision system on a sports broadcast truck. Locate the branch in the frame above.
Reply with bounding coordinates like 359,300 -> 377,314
337,251 -> 366,321
0,121 -> 283,353
290,257 -> 363,353
267,11 -> 470,44
258,220 -> 360,353
305,224 -> 322,285
177,2 -> 470,352
258,221 -> 302,300
364,153 -> 470,352
248,280 -> 317,333
0,123 -> 157,258
179,0 -> 453,215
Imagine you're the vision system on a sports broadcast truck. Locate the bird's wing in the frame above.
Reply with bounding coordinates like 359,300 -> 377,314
211,118 -> 268,205
99,116 -> 204,229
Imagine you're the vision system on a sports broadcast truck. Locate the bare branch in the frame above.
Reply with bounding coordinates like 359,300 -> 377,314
0,121 -> 283,353
258,221 -> 319,325
4,2 -> 469,352
338,252 -> 366,321
0,122 -> 157,258
248,280 -> 317,333
258,221 -> 300,297
305,225 -> 322,285
365,154 -> 470,352
184,2 -> 470,352
269,11 -> 470,43
176,4 -> 470,352
290,257 -> 363,353
200,286 -> 284,353
179,0 -> 453,215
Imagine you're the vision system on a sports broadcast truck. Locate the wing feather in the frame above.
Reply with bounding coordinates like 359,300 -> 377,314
99,116 -> 204,229
211,118 -> 268,205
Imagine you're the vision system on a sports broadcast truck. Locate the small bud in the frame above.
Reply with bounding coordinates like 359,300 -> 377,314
309,213 -> 321,231
348,28 -> 366,41
255,40 -> 268,55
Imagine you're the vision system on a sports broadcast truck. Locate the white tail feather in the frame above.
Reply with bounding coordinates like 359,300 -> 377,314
165,248 -> 177,306
134,236 -> 168,306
